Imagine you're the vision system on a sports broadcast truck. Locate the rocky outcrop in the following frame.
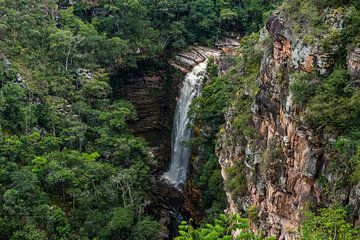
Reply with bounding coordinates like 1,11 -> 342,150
215,38 -> 241,52
266,14 -> 339,76
348,45 -> 360,79
216,12 -> 359,240
170,47 -> 221,73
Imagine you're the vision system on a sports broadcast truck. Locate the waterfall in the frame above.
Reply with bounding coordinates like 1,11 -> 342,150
163,60 -> 208,188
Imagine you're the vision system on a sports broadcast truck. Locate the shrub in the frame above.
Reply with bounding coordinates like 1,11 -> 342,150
175,214 -> 268,240
225,161 -> 248,200
306,66 -> 360,133
247,205 -> 259,222
110,208 -> 135,232
259,141 -> 285,183
289,72 -> 316,105
130,217 -> 160,240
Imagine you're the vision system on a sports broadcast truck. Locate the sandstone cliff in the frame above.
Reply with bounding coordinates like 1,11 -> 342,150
216,8 -> 360,240
111,63 -> 182,170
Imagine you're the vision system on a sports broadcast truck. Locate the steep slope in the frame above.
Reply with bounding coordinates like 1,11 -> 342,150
215,2 -> 360,239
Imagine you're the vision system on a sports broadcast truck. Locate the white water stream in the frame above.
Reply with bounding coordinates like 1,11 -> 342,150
162,60 -> 208,188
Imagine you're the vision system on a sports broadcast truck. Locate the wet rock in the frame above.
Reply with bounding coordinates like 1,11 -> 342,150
170,47 -> 221,73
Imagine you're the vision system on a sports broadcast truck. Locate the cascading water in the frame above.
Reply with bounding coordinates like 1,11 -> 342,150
163,60 -> 208,188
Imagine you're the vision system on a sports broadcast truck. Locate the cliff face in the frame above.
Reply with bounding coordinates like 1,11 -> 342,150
217,10 -> 360,240
111,64 -> 182,170
348,45 -> 360,79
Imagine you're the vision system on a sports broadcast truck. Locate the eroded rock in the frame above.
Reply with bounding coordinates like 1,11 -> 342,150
348,45 -> 360,79
216,10 -> 357,240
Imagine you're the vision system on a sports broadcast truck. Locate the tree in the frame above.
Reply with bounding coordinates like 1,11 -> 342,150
186,0 -> 219,44
109,207 -> 135,239
306,66 -> 360,133
131,217 -> 160,240
289,72 -> 316,105
301,207 -> 360,240
175,214 -> 270,240
46,206 -> 70,240
0,82 -> 37,133
48,28 -> 83,71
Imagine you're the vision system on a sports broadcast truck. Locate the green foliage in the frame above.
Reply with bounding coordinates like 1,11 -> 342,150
0,82 -> 37,133
331,132 -> 360,185
10,223 -> 47,240
230,33 -> 261,139
225,162 -> 248,200
175,214 -> 270,240
280,0 -> 356,54
6,1 -> 360,240
218,0 -> 282,34
110,208 -> 135,238
130,217 -> 161,240
190,58 -> 231,133
0,2 -> 159,239
313,0 -> 359,9
289,72 -> 316,105
301,206 -> 360,240
186,0 -> 219,44
247,205 -> 259,223
189,58 -> 230,220
350,143 -> 360,183
306,66 -> 360,133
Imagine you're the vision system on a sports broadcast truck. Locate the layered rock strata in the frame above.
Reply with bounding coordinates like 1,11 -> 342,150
217,12 -> 359,240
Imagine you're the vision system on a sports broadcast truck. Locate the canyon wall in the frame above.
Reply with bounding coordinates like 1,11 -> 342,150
216,10 -> 360,240
111,64 -> 182,170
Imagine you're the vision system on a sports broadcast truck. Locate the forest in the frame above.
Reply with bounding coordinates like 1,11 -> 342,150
0,0 -> 360,239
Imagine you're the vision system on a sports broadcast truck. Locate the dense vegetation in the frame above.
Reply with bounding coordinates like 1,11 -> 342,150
0,0 -> 281,239
188,58 -> 229,221
0,0 -> 158,235
301,206 -> 360,240
177,206 -> 360,240
176,214 -> 275,240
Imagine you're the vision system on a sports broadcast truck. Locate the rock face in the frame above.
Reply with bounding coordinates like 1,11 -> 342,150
215,38 -> 241,52
266,14 -> 339,76
348,45 -> 360,79
170,47 -> 221,73
216,13 -> 359,240
112,65 -> 181,169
